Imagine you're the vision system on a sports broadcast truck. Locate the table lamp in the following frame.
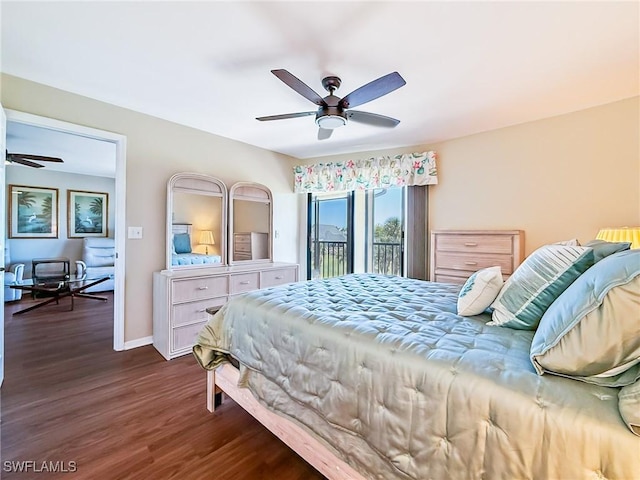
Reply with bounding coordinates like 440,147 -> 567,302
596,227 -> 640,249
199,230 -> 216,255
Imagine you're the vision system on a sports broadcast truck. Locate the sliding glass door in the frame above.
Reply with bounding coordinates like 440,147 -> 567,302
307,188 -> 406,279
367,188 -> 405,276
307,192 -> 353,279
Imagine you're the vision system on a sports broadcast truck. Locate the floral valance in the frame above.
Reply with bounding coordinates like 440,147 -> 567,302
293,151 -> 437,193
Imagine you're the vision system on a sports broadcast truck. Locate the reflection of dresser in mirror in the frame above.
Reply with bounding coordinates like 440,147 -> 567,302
233,232 -> 268,261
153,175 -> 298,360
229,182 -> 273,264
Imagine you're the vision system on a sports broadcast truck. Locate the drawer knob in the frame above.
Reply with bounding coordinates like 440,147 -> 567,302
465,261 -> 478,266
275,276 -> 284,280
197,286 -> 209,290
464,242 -> 478,247
240,281 -> 250,285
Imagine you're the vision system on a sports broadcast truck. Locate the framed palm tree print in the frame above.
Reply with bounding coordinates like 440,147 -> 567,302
67,190 -> 108,238
9,184 -> 59,239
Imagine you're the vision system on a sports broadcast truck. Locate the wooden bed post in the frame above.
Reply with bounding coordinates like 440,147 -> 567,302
206,369 -> 217,412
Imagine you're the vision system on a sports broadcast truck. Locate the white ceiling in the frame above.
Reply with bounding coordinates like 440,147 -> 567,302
1,1 -> 638,165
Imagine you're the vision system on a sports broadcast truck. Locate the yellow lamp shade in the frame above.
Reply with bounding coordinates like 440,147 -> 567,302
199,230 -> 216,255
199,230 -> 215,246
596,227 -> 640,249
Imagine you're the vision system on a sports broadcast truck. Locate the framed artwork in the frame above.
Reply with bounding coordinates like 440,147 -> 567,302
67,190 -> 108,238
9,184 -> 59,239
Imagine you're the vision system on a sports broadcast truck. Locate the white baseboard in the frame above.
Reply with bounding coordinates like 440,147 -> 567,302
123,336 -> 153,350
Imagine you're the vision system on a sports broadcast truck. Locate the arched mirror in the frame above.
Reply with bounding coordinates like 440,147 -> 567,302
228,182 -> 272,265
166,173 -> 227,270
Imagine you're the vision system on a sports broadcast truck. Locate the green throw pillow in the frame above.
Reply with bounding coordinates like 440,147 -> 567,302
488,245 -> 595,330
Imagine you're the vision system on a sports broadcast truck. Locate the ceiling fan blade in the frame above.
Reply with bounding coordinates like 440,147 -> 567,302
271,69 -> 327,107
318,128 -> 333,140
256,111 -> 316,122
347,110 -> 400,128
8,153 -> 63,163
339,72 -> 406,109
8,158 -> 45,168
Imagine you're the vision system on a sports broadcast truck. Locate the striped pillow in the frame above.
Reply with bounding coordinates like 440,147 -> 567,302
488,245 -> 595,330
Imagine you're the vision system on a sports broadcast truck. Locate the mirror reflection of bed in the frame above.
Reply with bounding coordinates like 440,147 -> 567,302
166,173 -> 227,270
171,223 -> 222,267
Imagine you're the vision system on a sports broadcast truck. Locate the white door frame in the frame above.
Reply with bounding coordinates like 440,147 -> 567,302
5,109 -> 126,351
1,105 -> 7,386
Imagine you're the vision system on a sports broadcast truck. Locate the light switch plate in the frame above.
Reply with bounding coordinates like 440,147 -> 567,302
128,226 -> 143,239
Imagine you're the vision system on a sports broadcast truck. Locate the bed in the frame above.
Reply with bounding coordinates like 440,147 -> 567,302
193,264 -> 640,479
171,223 -> 222,266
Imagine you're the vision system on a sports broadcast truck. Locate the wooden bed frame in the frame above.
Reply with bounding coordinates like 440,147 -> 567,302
207,364 -> 366,480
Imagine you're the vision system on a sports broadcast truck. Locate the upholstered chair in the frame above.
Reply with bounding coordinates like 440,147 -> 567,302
4,244 -> 25,301
75,237 -> 115,293
4,263 -> 25,301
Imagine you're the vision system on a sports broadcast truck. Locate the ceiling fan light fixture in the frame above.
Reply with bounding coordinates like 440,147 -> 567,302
260,70 -> 405,139
315,115 -> 347,130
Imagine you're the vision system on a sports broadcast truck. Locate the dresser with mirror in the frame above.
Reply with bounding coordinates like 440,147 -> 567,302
153,173 -> 298,360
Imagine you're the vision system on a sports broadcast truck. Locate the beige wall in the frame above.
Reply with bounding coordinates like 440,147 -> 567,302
304,96 -> 640,257
1,74 -> 300,342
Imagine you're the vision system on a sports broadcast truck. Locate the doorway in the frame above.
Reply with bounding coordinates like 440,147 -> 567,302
4,110 -> 126,350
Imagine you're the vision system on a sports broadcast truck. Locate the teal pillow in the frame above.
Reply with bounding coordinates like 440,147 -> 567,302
488,245 -> 595,330
583,239 -> 631,262
530,249 -> 640,387
173,233 -> 192,254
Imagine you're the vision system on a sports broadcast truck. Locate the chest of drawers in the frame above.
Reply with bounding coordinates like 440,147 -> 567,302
430,230 -> 524,284
153,262 -> 298,359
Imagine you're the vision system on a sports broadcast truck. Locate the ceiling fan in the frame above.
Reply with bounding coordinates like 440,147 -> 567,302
256,69 -> 406,140
5,150 -> 64,168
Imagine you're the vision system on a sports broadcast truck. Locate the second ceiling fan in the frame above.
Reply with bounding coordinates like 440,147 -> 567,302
256,69 -> 406,140
6,150 -> 64,168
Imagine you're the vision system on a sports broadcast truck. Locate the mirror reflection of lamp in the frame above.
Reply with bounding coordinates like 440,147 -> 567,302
199,230 -> 216,255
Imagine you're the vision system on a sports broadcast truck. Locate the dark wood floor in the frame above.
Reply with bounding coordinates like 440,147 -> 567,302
2,293 -> 325,479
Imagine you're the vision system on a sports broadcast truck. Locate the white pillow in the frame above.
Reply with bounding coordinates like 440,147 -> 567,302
457,266 -> 503,316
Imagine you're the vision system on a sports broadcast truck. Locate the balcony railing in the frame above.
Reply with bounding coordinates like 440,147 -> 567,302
310,240 -> 403,279
372,241 -> 402,276
310,241 -> 348,279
